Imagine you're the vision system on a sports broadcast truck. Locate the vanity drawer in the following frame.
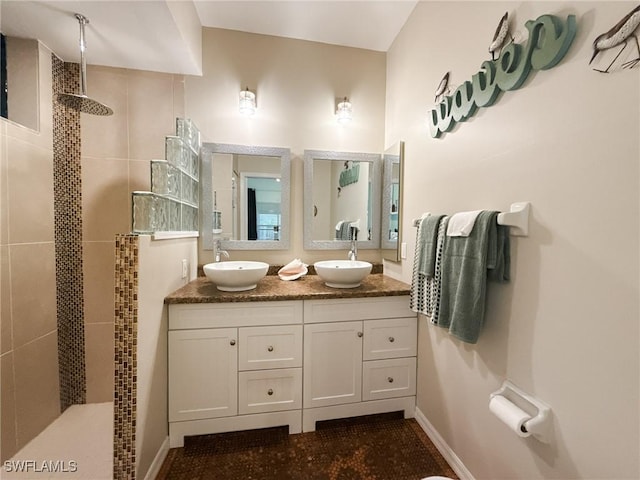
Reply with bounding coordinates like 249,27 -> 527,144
238,368 -> 302,414
303,296 -> 412,324
363,317 -> 417,361
238,325 -> 303,370
362,357 -> 416,401
169,301 -> 303,330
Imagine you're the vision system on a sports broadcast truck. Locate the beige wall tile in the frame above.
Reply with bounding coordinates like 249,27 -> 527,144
129,159 -> 151,193
6,138 -> 54,244
83,241 -> 115,324
10,243 -> 56,348
81,66 -> 129,160
1,352 -> 17,462
0,131 -> 7,246
82,157 -> 130,241
13,331 -> 59,450
85,322 -> 114,404
127,70 -> 176,161
1,246 -> 12,355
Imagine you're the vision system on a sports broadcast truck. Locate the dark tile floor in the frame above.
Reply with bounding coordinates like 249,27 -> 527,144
156,412 -> 458,480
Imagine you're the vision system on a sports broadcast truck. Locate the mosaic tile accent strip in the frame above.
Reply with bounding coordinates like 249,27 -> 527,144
52,55 -> 87,411
113,234 -> 139,479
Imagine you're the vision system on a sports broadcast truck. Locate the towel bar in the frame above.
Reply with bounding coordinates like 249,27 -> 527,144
412,202 -> 530,236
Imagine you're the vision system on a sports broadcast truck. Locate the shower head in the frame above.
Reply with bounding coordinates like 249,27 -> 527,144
57,93 -> 113,116
57,13 -> 113,116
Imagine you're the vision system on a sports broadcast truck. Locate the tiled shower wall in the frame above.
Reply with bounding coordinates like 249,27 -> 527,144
80,65 -> 186,404
1,44 -> 59,461
52,56 -> 87,410
1,44 -> 185,462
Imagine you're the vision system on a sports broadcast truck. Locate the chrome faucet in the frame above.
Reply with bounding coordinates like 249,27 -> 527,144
214,239 -> 230,262
347,228 -> 358,261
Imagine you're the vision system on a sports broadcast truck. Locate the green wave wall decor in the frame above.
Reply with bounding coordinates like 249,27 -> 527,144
428,14 -> 577,138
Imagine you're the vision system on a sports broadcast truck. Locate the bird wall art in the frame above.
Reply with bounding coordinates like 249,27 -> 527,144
489,12 -> 513,60
590,5 -> 640,73
434,72 -> 450,103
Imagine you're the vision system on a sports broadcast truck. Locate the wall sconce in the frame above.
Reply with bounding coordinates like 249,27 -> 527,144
336,97 -> 352,124
239,87 -> 256,116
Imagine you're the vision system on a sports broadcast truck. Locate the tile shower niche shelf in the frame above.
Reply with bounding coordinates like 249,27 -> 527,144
132,118 -> 201,236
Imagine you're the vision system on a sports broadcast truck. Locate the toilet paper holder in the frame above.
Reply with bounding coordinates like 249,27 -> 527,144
490,380 -> 552,443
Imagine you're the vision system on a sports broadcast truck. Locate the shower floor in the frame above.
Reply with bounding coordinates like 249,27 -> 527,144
3,402 -> 113,479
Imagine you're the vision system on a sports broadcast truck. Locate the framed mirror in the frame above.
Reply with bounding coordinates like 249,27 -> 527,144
201,143 -> 291,250
381,141 -> 404,261
303,149 -> 381,250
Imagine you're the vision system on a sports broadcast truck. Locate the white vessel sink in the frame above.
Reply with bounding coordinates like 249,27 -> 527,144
314,260 -> 373,288
203,261 -> 269,292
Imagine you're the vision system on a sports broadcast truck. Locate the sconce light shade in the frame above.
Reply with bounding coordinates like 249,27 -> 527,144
239,87 -> 256,116
336,97 -> 352,124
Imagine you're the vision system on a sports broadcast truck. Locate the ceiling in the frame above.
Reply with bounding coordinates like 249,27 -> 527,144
0,1 -> 418,76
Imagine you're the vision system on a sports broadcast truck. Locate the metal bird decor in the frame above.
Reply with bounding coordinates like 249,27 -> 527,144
590,5 -> 640,73
489,12 -> 512,60
434,72 -> 450,103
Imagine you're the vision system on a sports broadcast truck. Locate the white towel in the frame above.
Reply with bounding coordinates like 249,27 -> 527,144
446,210 -> 482,237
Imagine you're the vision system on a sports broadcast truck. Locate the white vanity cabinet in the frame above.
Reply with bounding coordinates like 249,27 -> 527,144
302,296 -> 417,431
168,301 -> 304,447
168,294 -> 416,445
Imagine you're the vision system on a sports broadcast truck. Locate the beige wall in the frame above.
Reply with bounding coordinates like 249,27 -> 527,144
80,66 -> 185,403
385,2 -> 639,479
186,27 -> 387,265
0,42 -> 58,461
136,235 -> 197,479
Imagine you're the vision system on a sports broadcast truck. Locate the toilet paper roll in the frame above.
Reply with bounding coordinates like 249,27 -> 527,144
489,395 -> 531,437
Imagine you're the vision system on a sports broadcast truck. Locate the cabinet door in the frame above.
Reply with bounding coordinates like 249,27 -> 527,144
168,328 -> 237,422
303,321 -> 362,408
363,317 -> 417,361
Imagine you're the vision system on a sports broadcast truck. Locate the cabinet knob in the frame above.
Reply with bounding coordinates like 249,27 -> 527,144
387,377 -> 394,383
357,331 -> 363,338
388,336 -> 395,343
230,339 -> 236,346
267,346 -> 274,352
267,389 -> 274,396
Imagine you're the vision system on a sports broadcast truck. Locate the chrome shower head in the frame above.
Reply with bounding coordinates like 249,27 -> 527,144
57,93 -> 113,116
57,13 -> 113,116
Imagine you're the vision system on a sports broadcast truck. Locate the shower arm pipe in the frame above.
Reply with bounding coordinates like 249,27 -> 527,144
76,13 -> 89,97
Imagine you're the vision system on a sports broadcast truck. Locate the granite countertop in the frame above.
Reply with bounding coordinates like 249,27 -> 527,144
165,273 -> 411,304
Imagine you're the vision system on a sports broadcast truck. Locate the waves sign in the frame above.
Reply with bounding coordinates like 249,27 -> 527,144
428,14 -> 577,138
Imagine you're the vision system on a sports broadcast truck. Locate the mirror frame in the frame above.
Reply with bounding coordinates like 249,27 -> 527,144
303,149 -> 382,250
381,141 -> 405,261
201,142 -> 291,250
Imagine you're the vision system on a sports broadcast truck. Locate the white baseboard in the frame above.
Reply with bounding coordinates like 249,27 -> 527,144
143,436 -> 170,480
414,407 -> 475,480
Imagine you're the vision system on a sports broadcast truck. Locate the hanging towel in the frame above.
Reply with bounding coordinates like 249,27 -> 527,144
446,210 -> 483,237
487,223 -> 510,283
438,211 -> 500,343
410,215 -> 446,318
430,216 -> 449,325
335,221 -> 356,240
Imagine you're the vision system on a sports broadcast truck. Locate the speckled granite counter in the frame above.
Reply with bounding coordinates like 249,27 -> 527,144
164,273 -> 410,304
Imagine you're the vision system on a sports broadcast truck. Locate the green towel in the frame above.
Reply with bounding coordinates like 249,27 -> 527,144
418,215 -> 445,277
487,223 -> 510,282
438,210 -> 505,344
